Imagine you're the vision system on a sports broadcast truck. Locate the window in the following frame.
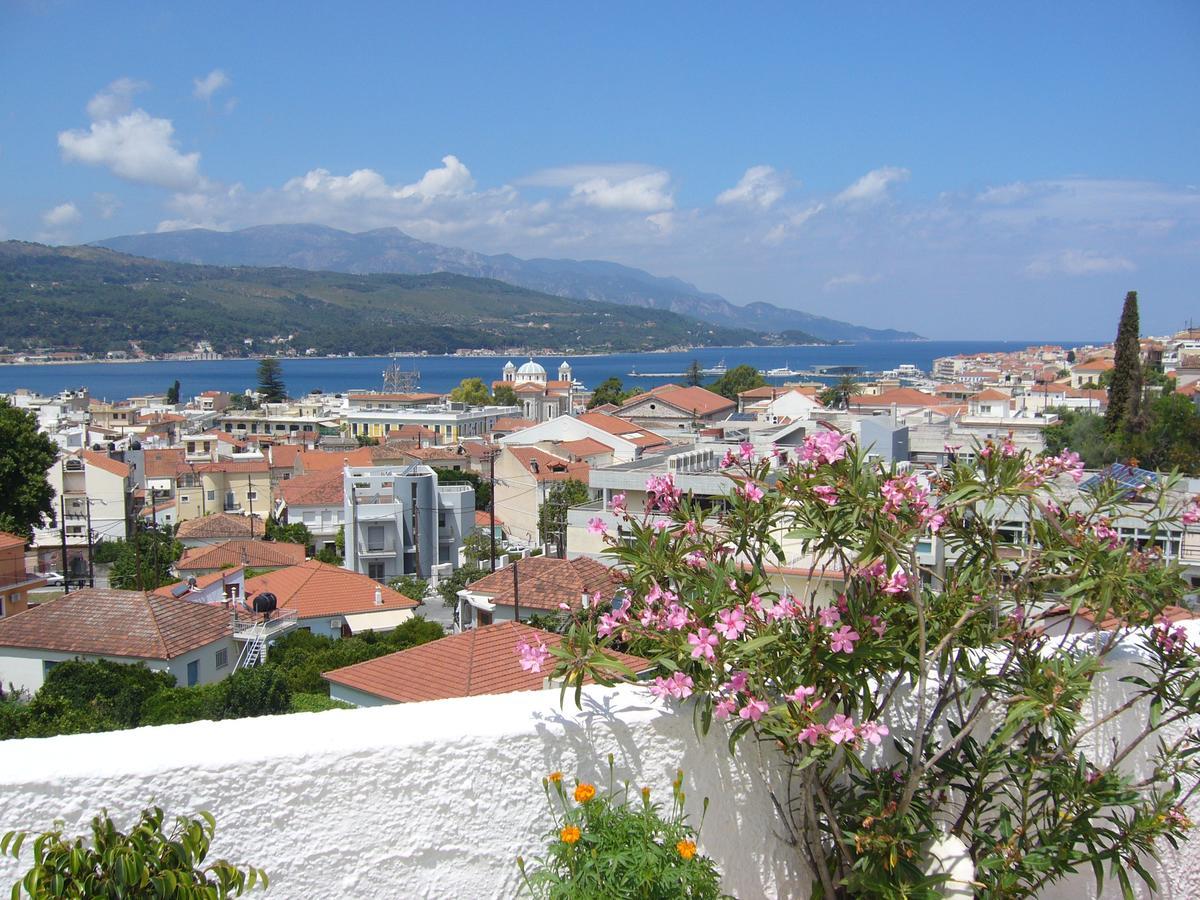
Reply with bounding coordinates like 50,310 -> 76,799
187,442 -> 196,453
247,490 -> 258,501
215,648 -> 228,669
477,609 -> 493,626
180,495 -> 190,503
368,561 -> 385,580
206,490 -> 216,502
367,525 -> 385,551
42,660 -> 60,678
302,511 -> 317,524
186,659 -> 199,687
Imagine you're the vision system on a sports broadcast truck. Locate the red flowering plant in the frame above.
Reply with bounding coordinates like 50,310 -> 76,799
534,432 -> 1200,898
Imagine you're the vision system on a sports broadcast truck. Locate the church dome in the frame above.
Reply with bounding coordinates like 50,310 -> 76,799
517,359 -> 546,376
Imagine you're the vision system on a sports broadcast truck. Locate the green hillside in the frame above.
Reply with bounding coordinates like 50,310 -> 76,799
0,242 -> 807,356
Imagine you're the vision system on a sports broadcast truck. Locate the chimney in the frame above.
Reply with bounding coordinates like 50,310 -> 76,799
374,586 -> 383,606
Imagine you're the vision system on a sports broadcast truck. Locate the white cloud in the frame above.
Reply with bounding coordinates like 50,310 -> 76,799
824,272 -> 881,291
977,181 -> 1031,204
517,163 -> 658,189
93,193 -> 121,219
763,203 -> 825,245
716,165 -> 790,210
570,171 -> 674,212
395,155 -> 475,199
193,69 -> 231,102
85,77 -> 147,120
41,202 -> 82,228
1024,250 -> 1136,278
59,80 -> 204,190
835,166 -> 910,204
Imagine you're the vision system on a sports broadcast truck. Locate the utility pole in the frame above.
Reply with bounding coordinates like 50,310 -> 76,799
247,472 -> 255,531
59,492 -> 69,593
85,500 -> 95,588
511,556 -> 520,622
488,447 -> 497,573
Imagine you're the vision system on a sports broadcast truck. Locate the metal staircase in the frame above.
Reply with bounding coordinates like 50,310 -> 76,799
230,607 -> 299,669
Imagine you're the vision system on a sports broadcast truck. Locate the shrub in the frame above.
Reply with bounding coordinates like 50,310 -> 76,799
2,807 -> 266,898
545,434 -> 1200,897
289,693 -> 353,713
518,761 -> 726,899
216,666 -> 291,719
39,660 -> 176,729
140,685 -> 222,726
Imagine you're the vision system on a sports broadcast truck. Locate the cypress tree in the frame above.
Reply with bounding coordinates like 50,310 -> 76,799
1105,291 -> 1142,433
256,357 -> 287,403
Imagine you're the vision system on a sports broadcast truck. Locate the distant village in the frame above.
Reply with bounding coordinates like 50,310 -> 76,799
1,329 -> 1199,708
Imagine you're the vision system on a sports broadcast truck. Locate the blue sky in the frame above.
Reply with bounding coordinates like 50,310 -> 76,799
1,1 -> 1197,339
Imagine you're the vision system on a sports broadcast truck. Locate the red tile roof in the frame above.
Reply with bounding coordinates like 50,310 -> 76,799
153,567 -> 244,599
80,450 -> 130,478
575,412 -> 669,449
176,513 -> 266,540
508,447 -> 590,484
0,532 -> 27,552
491,416 -> 536,433
279,469 -> 344,507
848,388 -> 940,409
269,444 -> 302,469
475,510 -> 504,528
177,540 -> 305,571
298,448 -> 375,472
465,556 -> 620,612
0,588 -> 231,659
971,388 -> 1012,402
559,438 -> 612,459
143,448 -> 185,478
323,622 -> 648,703
244,559 -> 420,618
1074,357 -> 1115,372
620,385 -> 735,417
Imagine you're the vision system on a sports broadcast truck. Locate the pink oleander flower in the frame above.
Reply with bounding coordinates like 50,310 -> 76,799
725,670 -> 749,693
738,440 -> 755,462
684,519 -> 699,536
920,507 -> 946,533
827,714 -> 857,744
739,697 -> 770,722
770,444 -> 783,460
1154,616 -> 1188,654
797,722 -> 826,745
688,627 -> 719,662
1001,437 -> 1018,457
684,550 -> 707,569
800,430 -> 853,466
869,615 -> 886,638
715,606 -> 748,640
596,606 -> 629,638
1091,522 -> 1120,550
786,685 -> 817,704
651,519 -> 672,532
861,559 -> 887,581
645,473 -> 681,512
859,720 -> 890,746
649,671 -> 694,700
738,481 -> 765,503
818,606 -> 841,628
882,571 -> 909,594
516,639 -> 551,673
713,697 -> 737,720
830,625 -> 860,654
944,443 -> 962,453
720,449 -> 737,468
609,492 -> 627,513
586,516 -> 608,536
663,603 -> 689,630
747,593 -> 764,613
812,484 -> 839,506
767,594 -> 797,622
1183,500 -> 1200,526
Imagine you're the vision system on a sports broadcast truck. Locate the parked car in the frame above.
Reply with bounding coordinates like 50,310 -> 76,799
38,571 -> 64,587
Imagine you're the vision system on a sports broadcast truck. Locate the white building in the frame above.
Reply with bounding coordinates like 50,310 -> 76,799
33,451 -> 132,579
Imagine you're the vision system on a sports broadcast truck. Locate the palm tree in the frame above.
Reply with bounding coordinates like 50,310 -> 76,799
819,375 -> 862,410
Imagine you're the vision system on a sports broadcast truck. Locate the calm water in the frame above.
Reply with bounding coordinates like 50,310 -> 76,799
0,341 -> 1096,401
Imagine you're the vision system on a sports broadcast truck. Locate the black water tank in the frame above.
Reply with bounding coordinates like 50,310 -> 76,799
252,592 -> 277,614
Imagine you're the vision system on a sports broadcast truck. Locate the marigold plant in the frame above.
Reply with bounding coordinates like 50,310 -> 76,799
518,758 -> 726,899
539,433 -> 1200,898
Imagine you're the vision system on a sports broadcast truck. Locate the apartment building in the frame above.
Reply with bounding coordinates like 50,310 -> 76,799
33,451 -> 132,578
174,459 -> 271,523
344,402 -> 518,445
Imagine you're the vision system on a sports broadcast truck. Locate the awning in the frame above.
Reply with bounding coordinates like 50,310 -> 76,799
341,609 -> 414,634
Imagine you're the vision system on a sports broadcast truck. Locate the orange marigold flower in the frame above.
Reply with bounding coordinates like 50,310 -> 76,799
548,772 -> 563,784
574,783 -> 596,803
676,839 -> 697,860
560,825 -> 581,845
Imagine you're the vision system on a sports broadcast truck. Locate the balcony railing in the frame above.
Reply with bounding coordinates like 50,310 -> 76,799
231,607 -> 299,642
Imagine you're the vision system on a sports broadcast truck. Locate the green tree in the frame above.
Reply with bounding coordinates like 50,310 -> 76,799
265,513 -> 312,547
449,377 -> 491,406
493,384 -> 518,407
387,574 -> 430,602
707,364 -> 765,401
255,357 -> 287,403
462,531 -> 493,566
1105,291 -> 1142,433
165,379 -> 181,404
108,525 -> 182,591
538,479 -> 590,556
355,434 -> 380,447
2,807 -> 268,899
686,359 -> 702,387
217,665 -> 291,719
1041,408 -> 1117,469
588,377 -> 627,409
0,398 -> 59,538
438,564 -> 485,608
1139,392 -> 1200,473
818,375 -> 862,410
39,659 -> 175,730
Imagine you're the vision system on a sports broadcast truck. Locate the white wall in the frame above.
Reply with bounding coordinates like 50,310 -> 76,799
0,667 -> 1195,899
0,639 -> 236,694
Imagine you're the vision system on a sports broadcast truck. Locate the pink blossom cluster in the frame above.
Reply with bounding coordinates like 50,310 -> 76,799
737,481 -> 765,503
797,713 -> 889,748
812,485 -> 839,506
862,559 -> 910,595
649,671 -> 694,700
645,473 -> 682,512
1091,520 -> 1120,550
609,492 -> 627,514
711,670 -> 772,723
799,430 -> 854,467
596,604 -> 630,638
1154,616 -> 1188,655
516,639 -> 551,673
1183,497 -> 1200,526
587,517 -> 608,536
637,584 -> 691,632
880,475 -> 930,519
1023,449 -> 1086,487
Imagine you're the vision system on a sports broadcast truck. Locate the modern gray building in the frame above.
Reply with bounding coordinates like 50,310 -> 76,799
343,464 -> 474,582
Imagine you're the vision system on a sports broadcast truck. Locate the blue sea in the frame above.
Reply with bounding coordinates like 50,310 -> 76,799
0,341 -> 1098,401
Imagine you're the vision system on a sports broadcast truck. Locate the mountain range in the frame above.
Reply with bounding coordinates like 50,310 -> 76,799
94,225 -> 922,342
0,241 -> 797,357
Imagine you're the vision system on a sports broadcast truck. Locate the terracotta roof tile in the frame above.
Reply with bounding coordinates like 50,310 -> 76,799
153,567 -> 244,599
559,438 -> 612,459
848,388 -> 939,409
279,469 -> 344,507
244,559 -> 419,618
298,448 -> 374,472
176,513 -> 265,540
143,448 -> 185,478
575,412 -> 669,448
269,444 -> 302,469
0,588 -> 231,659
508,447 -> 590,484
177,540 -> 306,571
323,622 -> 648,703
0,532 -> 27,552
491,416 -> 536,433
619,385 -> 735,417
465,557 -> 620,612
80,450 -> 130,478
